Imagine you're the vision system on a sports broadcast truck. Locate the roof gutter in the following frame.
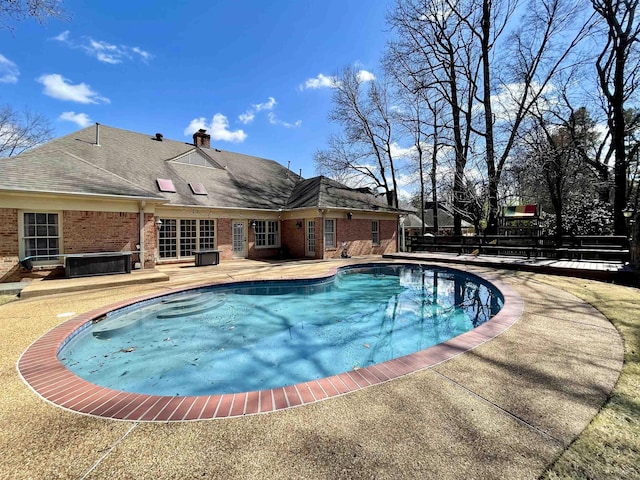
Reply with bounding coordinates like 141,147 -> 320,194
0,187 -> 165,203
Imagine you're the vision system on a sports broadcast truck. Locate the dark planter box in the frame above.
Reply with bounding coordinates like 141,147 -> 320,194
194,250 -> 220,266
65,252 -> 132,278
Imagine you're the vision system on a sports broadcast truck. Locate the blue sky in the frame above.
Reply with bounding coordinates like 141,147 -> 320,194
0,0 -> 391,178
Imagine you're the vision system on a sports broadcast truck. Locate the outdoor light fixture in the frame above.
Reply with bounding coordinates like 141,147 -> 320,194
346,212 -> 353,220
155,218 -> 162,230
623,208 -> 633,218
295,221 -> 302,229
250,220 -> 257,230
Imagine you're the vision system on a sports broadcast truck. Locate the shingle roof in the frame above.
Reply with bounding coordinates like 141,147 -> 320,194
286,176 -> 397,212
1,124 -> 401,214
0,149 -> 162,199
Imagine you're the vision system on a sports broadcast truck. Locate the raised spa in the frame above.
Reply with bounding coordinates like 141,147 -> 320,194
58,264 -> 503,397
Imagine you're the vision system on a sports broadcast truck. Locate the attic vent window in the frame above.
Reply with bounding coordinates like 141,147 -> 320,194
157,178 -> 176,193
173,151 -> 218,168
189,182 -> 208,195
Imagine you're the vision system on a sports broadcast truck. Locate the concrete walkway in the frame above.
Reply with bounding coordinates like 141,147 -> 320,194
0,257 -> 626,479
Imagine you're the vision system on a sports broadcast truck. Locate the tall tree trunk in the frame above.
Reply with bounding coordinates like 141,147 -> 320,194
482,0 -> 499,235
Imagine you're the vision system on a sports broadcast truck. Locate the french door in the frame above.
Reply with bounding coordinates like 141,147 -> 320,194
232,220 -> 247,258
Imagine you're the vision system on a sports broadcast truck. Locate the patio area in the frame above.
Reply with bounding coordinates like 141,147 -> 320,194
0,256 -> 631,479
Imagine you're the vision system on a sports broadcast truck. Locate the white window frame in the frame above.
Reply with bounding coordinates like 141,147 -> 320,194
254,220 -> 280,248
324,219 -> 336,249
158,218 -> 216,260
158,218 -> 178,259
372,220 -> 380,246
19,211 -> 63,264
199,219 -> 216,250
180,219 -> 197,257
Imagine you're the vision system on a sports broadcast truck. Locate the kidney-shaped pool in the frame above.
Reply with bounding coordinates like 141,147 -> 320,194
59,263 -> 503,396
19,263 -> 523,421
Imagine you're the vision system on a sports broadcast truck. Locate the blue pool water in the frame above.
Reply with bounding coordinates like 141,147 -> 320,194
59,264 -> 503,396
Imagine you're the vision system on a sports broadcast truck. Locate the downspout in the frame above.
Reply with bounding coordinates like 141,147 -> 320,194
319,208 -> 326,259
138,201 -> 145,270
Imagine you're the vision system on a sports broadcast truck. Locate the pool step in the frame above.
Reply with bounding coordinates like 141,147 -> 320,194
92,314 -> 140,338
156,294 -> 227,319
160,293 -> 206,305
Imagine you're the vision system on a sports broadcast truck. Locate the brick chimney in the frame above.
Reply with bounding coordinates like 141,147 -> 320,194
193,129 -> 211,149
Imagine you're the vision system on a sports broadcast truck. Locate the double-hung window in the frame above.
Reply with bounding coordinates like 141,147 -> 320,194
372,220 -> 380,246
23,212 -> 60,260
254,220 -> 280,248
324,219 -> 336,248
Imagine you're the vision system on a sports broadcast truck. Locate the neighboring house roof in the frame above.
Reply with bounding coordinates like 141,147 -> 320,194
1,124 -> 400,214
423,208 -> 472,229
400,213 -> 424,228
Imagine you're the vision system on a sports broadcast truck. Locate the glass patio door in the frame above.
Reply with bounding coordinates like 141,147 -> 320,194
306,220 -> 315,257
232,220 -> 246,258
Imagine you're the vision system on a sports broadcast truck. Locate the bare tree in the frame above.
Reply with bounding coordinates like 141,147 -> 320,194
0,0 -> 65,30
314,67 -> 400,207
0,104 -> 54,157
442,0 -> 594,233
592,0 -> 640,234
387,0 -> 480,234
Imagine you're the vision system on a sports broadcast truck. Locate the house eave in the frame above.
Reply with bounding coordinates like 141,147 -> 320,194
0,187 -> 165,203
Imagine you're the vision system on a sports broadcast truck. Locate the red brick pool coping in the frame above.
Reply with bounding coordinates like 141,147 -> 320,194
17,264 -> 524,422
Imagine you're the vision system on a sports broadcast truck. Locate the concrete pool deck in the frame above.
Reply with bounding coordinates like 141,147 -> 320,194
0,257 -> 627,479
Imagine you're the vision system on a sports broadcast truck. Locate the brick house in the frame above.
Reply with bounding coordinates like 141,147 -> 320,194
0,124 -> 402,280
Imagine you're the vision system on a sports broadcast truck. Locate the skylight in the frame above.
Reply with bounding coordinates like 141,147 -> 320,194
189,182 -> 208,195
156,178 -> 176,193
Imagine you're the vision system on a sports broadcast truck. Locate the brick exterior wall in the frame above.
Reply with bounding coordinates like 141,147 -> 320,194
216,218 -> 233,260
0,208 -> 398,280
143,213 -> 156,268
324,218 -> 397,259
281,219 -> 306,258
1,208 -> 154,281
0,208 -> 19,280
63,211 -> 139,254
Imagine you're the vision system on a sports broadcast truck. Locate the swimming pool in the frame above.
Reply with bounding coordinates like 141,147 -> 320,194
18,262 -> 523,421
58,264 -> 503,397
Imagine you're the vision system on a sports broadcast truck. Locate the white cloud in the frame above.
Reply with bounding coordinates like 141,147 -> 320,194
58,111 -> 92,127
0,54 -> 19,84
267,112 -> 301,128
52,30 -> 152,64
238,112 -> 255,124
390,142 -> 417,160
254,97 -> 276,111
37,73 -> 110,104
239,97 -> 277,124
490,82 -> 555,123
53,30 -> 70,42
184,114 -> 247,143
239,97 -> 299,127
356,70 -> 376,83
299,73 -> 340,90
